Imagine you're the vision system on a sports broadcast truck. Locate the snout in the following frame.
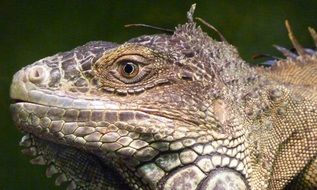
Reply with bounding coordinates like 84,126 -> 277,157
10,65 -> 49,102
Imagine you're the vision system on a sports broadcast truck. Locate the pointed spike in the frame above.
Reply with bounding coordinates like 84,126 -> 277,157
46,165 -> 59,178
55,173 -> 68,186
273,45 -> 298,58
21,147 -> 37,156
67,181 -> 77,190
308,27 -> 317,47
285,20 -> 306,56
22,134 -> 31,140
252,53 -> 281,60
30,155 -> 46,165
304,48 -> 316,55
187,4 -> 196,22
19,139 -> 31,147
259,60 -> 277,67
19,134 -> 32,147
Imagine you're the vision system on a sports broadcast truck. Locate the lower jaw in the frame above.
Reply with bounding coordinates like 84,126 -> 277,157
10,102 -> 133,189
10,102 -> 105,152
19,133 -> 131,190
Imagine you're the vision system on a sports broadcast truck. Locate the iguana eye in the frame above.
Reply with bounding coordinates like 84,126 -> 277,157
119,61 -> 139,78
93,45 -> 161,86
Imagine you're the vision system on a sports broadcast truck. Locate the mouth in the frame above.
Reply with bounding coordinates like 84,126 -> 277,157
11,99 -> 30,105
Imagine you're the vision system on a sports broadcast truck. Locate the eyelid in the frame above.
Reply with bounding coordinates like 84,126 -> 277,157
114,54 -> 148,66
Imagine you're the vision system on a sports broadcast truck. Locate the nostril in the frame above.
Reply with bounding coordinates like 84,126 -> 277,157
28,66 -> 46,84
34,70 -> 40,77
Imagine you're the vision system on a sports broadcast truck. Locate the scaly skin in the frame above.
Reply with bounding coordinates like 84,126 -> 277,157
9,5 -> 317,190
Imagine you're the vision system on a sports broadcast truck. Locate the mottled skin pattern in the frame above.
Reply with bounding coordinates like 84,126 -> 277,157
9,5 -> 317,190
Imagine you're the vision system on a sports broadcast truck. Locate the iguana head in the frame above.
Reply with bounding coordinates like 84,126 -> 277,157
10,5 -> 261,190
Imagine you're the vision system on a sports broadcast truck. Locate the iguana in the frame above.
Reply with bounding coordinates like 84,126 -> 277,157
9,4 -> 317,190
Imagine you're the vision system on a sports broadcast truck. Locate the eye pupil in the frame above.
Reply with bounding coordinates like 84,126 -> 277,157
124,63 -> 134,74
120,61 -> 139,78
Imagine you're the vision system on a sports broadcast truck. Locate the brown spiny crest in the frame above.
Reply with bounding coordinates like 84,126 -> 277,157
9,4 -> 317,190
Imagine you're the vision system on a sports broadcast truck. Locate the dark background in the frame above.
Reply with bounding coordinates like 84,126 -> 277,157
0,1 -> 316,189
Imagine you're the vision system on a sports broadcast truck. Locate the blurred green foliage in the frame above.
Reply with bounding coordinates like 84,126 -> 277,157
0,1 -> 316,189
